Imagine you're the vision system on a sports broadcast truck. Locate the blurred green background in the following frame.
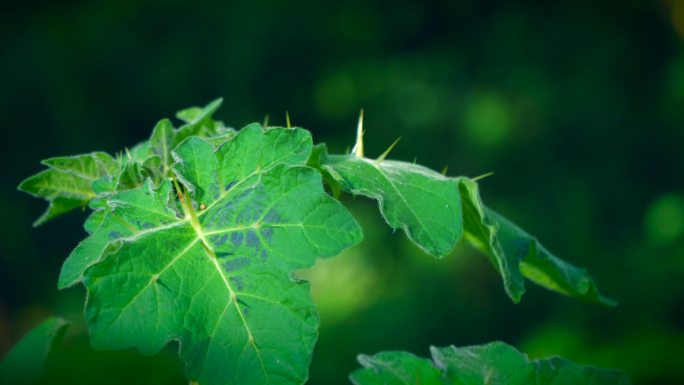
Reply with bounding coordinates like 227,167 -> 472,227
1,0 -> 684,384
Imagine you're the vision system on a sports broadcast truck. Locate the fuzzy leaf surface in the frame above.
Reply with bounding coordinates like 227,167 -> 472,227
18,152 -> 119,226
323,155 -> 462,257
351,342 -> 631,385
322,154 -> 612,304
82,126 -> 362,385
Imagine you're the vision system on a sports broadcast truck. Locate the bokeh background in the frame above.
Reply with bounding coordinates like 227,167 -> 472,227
2,0 -> 684,384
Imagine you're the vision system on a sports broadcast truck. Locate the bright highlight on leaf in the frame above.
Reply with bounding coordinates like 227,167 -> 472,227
18,99 -> 622,385
18,152 -> 119,226
322,148 -> 613,304
351,341 -> 632,385
323,155 -> 463,257
81,126 -> 361,385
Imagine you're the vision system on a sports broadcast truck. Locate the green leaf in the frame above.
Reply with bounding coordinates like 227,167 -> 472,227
323,155 -> 462,257
81,126 -> 363,385
0,317 -> 69,384
58,208 -> 135,289
144,103 -> 236,182
350,342 -> 632,385
18,152 -> 119,226
458,178 -> 526,302
149,119 -> 175,173
322,151 -> 612,304
307,144 -> 343,199
173,98 -> 226,146
486,208 -> 616,306
351,351 -> 443,385
431,342 -> 533,385
116,158 -> 145,190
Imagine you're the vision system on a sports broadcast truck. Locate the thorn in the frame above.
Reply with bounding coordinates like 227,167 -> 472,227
262,115 -> 269,129
286,111 -> 292,128
351,109 -> 364,157
473,171 -> 495,181
124,148 -> 133,161
441,165 -> 449,175
413,157 -> 418,164
376,137 -> 401,162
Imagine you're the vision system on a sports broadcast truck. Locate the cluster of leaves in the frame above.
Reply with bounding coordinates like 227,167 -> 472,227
14,99 -> 622,384
351,341 -> 632,385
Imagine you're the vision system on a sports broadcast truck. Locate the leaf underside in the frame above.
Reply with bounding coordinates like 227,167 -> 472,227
350,342 -> 632,385
322,154 -> 614,305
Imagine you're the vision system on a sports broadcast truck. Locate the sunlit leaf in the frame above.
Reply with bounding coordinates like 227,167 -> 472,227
18,152 -> 119,226
81,126 -> 362,385
323,154 -> 612,304
323,155 -> 462,257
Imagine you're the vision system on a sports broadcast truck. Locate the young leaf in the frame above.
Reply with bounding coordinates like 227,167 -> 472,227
149,118 -> 175,173
0,317 -> 69,384
18,152 -> 119,226
81,126 -> 363,385
173,98 -> 228,146
322,151 -> 613,304
351,342 -> 632,385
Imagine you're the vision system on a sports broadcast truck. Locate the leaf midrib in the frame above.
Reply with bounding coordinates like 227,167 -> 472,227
189,208 -> 270,383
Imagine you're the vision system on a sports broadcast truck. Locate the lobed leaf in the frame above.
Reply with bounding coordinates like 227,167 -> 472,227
351,342 -> 631,385
81,126 -> 362,385
0,317 -> 69,384
18,99 -> 235,228
322,153 -> 613,304
172,98 -> 233,147
18,152 -> 119,226
323,155 -> 462,257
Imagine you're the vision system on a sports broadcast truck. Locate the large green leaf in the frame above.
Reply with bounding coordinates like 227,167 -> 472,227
0,317 -> 69,385
322,153 -> 612,304
18,152 -> 119,226
81,126 -> 362,385
350,342 -> 631,385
